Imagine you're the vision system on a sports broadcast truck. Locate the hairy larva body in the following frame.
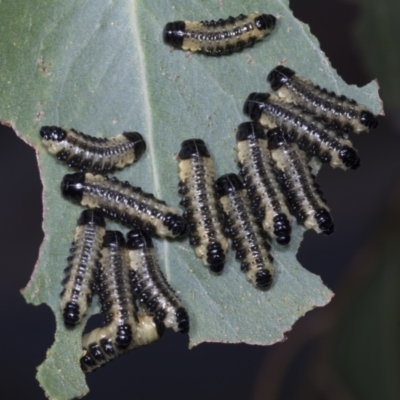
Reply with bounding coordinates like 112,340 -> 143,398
126,229 -> 190,334
243,92 -> 361,170
60,210 -> 105,327
40,126 -> 146,173
80,231 -> 162,373
267,128 -> 334,235
267,66 -> 379,133
61,172 -> 186,238
163,12 -> 276,56
236,122 -> 292,245
178,139 -> 229,273
215,173 -> 274,290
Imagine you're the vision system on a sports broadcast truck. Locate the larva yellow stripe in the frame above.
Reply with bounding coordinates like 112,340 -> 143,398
215,173 -> 274,290
178,139 -> 228,273
163,12 -> 276,56
267,66 -> 379,133
60,210 -> 105,328
40,126 -> 146,173
61,172 -> 186,238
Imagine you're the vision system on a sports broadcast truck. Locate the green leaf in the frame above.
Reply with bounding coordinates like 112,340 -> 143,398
0,0 -> 381,399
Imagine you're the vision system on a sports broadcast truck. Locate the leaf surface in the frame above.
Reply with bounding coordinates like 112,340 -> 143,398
0,0 -> 381,399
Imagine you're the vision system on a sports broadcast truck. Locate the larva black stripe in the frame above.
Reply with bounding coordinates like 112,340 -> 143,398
243,92 -> 361,170
236,122 -> 292,245
40,126 -> 146,173
61,172 -> 186,238
178,139 -> 229,273
126,229 -> 190,334
267,66 -> 379,133
80,231 -> 162,373
215,173 -> 274,290
163,12 -> 276,56
267,128 -> 334,235
60,210 -> 105,328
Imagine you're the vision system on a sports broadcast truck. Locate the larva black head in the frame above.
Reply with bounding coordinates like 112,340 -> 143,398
122,131 -> 147,157
255,269 -> 273,290
339,146 -> 361,170
178,139 -> 210,159
126,228 -> 154,250
254,14 -> 276,31
163,213 -> 187,237
206,242 -> 226,273
103,230 -> 126,247
243,92 -> 270,121
61,172 -> 85,203
77,209 -> 106,227
175,307 -> 190,334
267,65 -> 296,90
315,208 -> 335,235
273,214 -> 292,245
360,110 -> 379,129
163,21 -> 186,48
236,122 -> 266,142
215,173 -> 243,198
267,128 -> 289,150
40,126 -> 67,141
62,301 -> 80,327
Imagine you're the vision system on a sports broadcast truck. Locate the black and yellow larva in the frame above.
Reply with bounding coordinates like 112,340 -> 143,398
267,128 -> 334,235
40,126 -> 146,173
80,231 -> 162,373
61,172 -> 186,239
178,139 -> 229,273
126,229 -> 189,334
267,66 -> 379,133
243,92 -> 361,170
215,173 -> 274,290
163,12 -> 276,56
60,210 -> 105,328
236,122 -> 292,245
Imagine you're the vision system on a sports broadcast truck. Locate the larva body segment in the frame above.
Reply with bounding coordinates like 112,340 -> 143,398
214,173 -> 274,290
163,12 -> 276,56
40,126 -> 146,173
126,229 -> 190,334
60,210 -> 105,328
243,92 -> 361,170
80,231 -> 162,373
267,128 -> 334,235
178,139 -> 229,273
267,66 -> 379,133
236,122 -> 292,245
61,172 -> 186,238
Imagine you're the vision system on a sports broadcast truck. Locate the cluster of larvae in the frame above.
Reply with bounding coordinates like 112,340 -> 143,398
177,66 -> 378,292
40,126 -> 189,373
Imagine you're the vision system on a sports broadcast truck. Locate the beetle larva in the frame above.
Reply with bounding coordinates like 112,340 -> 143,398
243,92 -> 361,170
40,126 -> 146,173
267,128 -> 334,235
126,229 -> 190,334
61,172 -> 186,238
214,173 -> 274,290
178,139 -> 229,272
80,231 -> 162,373
267,66 -> 379,133
236,122 -> 292,245
163,12 -> 276,56
60,210 -> 106,328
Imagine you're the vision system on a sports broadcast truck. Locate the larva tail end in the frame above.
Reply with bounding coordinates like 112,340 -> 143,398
236,122 -> 266,142
115,324 -> 133,350
255,269 -> 273,290
163,21 -> 186,48
62,302 -> 81,327
206,242 -> 226,272
360,110 -> 379,129
339,146 -> 361,170
315,208 -> 335,235
175,307 -> 190,334
273,214 -> 292,245
40,125 -> 67,141
267,65 -> 295,90
61,172 -> 85,203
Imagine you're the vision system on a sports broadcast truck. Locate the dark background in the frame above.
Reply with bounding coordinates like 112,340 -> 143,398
1,1 -> 398,399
